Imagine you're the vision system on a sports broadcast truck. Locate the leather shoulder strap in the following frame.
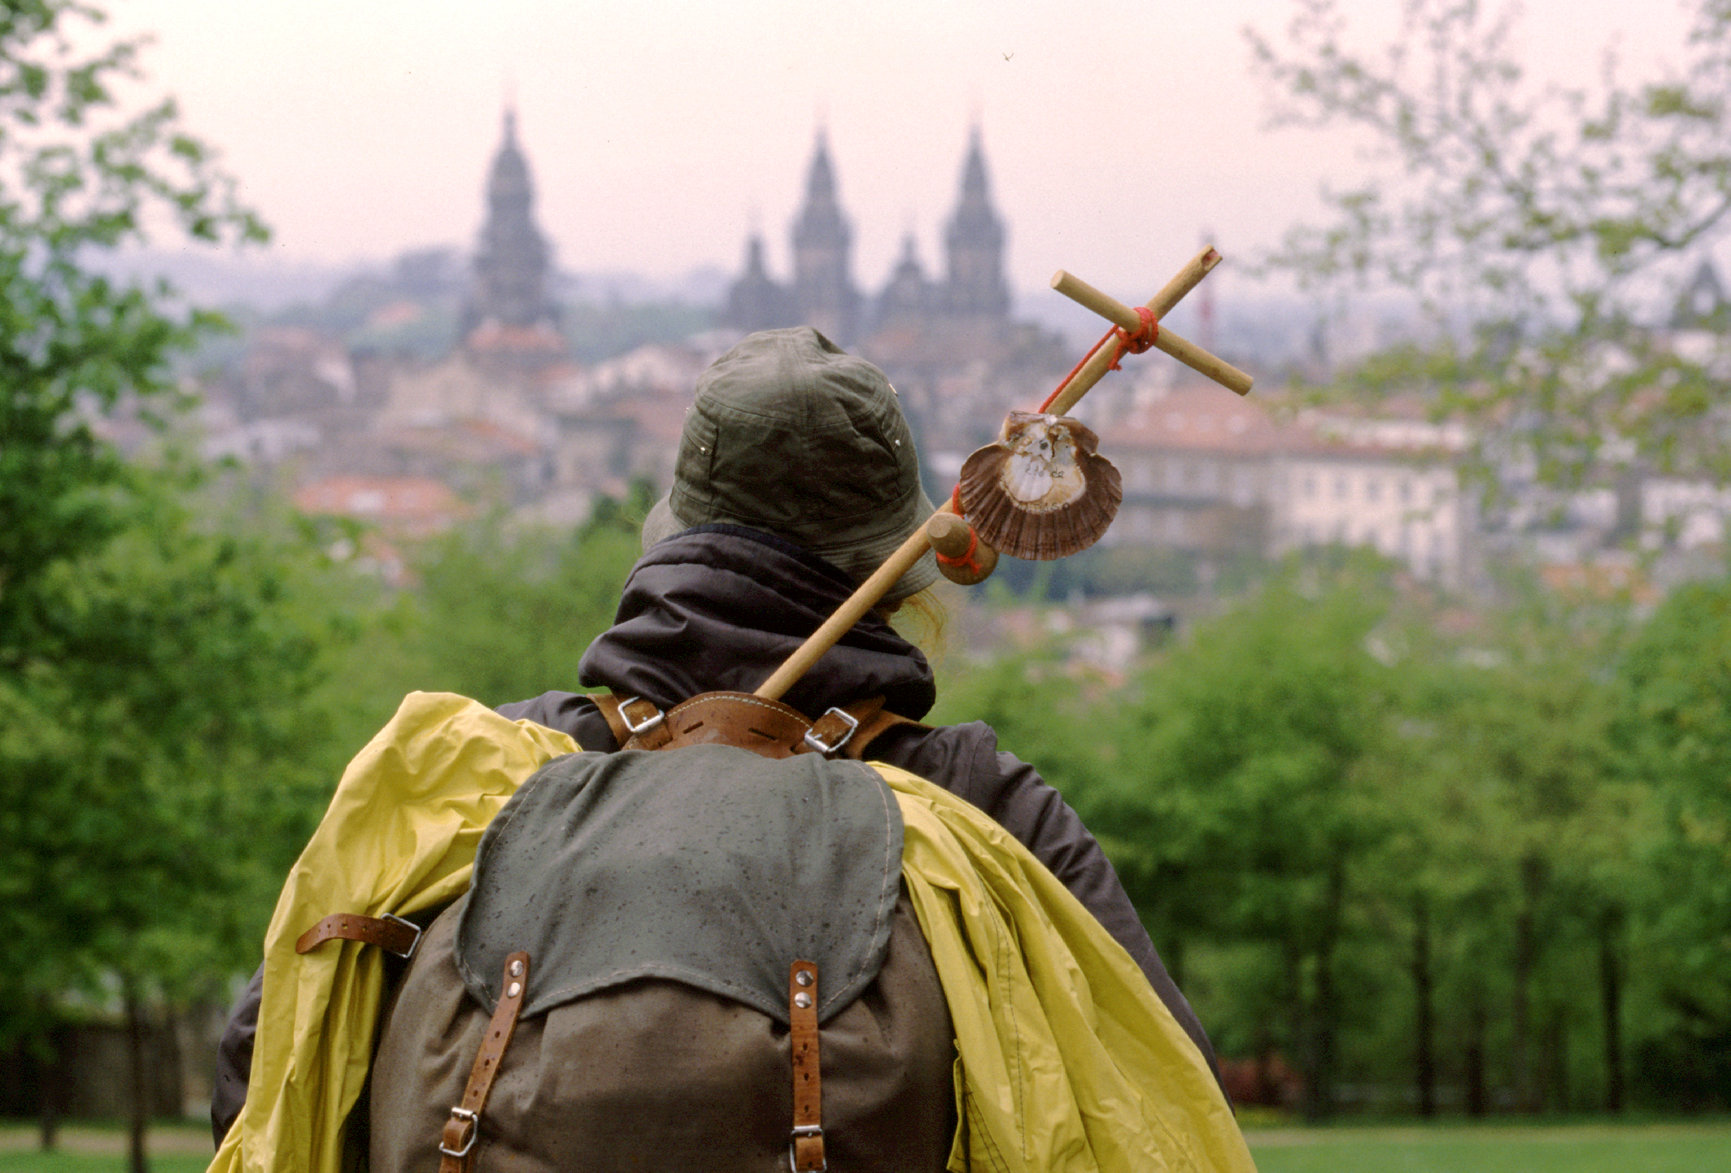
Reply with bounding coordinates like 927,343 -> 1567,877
840,705 -> 928,762
596,691 -> 923,762
295,913 -> 422,960
591,693 -> 672,750
590,693 -> 631,746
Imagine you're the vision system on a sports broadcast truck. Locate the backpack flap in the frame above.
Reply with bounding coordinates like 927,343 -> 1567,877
455,745 -> 903,1025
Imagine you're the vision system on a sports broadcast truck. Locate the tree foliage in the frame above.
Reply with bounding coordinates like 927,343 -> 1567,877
370,492 -> 650,711
0,4 -> 317,1163
936,548 -> 1731,1117
1614,575 -> 1731,1106
0,483 -> 353,999
0,0 -> 264,630
1106,553 -> 1400,1118
1248,0 -> 1731,486
0,0 -> 269,975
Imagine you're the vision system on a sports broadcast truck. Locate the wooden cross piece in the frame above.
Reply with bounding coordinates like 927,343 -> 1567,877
753,246 -> 1251,702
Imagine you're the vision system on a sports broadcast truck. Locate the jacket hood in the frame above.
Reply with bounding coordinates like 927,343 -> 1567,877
577,526 -> 938,720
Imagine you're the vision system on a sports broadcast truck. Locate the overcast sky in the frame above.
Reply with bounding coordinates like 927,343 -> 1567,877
112,0 -> 1696,303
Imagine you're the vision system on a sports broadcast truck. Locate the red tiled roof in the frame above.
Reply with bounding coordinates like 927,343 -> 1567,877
370,418 -> 544,461
1114,385 -> 1285,453
465,321 -> 566,354
293,474 -> 468,533
601,389 -> 690,444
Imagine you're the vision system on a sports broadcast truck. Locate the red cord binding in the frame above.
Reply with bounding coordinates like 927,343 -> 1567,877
936,487 -> 987,576
1036,307 -> 1159,414
934,521 -> 983,576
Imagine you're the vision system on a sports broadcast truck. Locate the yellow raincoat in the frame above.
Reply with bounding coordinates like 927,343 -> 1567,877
209,692 -> 1253,1173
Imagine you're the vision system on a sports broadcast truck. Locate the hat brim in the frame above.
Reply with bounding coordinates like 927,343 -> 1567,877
808,483 -> 941,602
640,489 -> 941,602
640,493 -> 684,551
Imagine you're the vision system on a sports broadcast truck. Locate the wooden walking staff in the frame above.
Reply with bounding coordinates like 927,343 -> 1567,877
753,245 -> 1251,703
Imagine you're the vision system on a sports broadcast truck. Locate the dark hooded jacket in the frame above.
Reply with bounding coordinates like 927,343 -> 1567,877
212,526 -> 1222,1142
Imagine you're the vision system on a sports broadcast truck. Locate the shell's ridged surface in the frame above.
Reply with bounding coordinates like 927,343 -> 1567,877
959,413 -> 1122,560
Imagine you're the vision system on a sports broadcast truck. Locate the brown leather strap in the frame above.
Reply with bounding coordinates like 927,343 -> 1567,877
788,959 -> 825,1172
651,692 -> 816,757
590,693 -> 631,747
593,694 -> 671,750
438,951 -> 531,1172
835,704 -> 926,761
294,913 -> 421,959
604,690 -> 918,762
797,698 -> 884,758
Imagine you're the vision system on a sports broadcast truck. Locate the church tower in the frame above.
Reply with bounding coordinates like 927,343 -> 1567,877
875,232 -> 936,332
941,126 -> 1010,322
789,130 -> 861,343
723,232 -> 794,334
463,107 -> 559,340
1672,257 -> 1729,331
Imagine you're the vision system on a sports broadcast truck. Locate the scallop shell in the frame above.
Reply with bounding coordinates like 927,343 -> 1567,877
958,411 -> 1122,560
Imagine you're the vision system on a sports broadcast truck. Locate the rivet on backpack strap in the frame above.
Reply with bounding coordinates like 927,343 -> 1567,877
788,959 -> 826,1173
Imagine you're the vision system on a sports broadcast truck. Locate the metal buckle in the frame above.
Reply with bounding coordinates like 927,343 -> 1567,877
381,913 -> 423,961
802,707 -> 859,756
438,1107 -> 479,1158
787,1124 -> 827,1173
617,696 -> 664,736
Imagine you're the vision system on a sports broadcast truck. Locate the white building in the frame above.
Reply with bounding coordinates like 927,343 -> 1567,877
1642,477 -> 1731,550
1102,384 -> 1473,586
1272,400 -> 1471,587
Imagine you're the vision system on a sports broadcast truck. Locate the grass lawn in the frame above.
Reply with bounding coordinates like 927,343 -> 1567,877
0,1123 -> 210,1173
1,1118 -> 1728,1171
0,1157 -> 207,1173
1244,1119 -> 1731,1173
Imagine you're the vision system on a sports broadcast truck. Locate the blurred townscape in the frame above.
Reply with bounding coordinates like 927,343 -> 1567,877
142,108 -> 1731,644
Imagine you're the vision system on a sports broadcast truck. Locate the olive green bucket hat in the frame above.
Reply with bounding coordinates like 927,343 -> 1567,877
641,327 -> 939,600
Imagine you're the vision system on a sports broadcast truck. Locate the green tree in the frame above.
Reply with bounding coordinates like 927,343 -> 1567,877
1249,0 -> 1731,488
0,2 -> 284,1167
1099,555 -> 1640,1118
1103,553 -> 1400,1118
382,505 -> 647,711
1246,0 -> 1704,1114
1381,586 -> 1632,1114
0,1 -> 263,627
0,474 -> 362,1169
1614,573 -> 1731,1109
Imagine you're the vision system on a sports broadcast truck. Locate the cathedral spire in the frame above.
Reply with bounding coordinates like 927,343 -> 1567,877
723,231 -> 794,334
875,231 -> 934,330
800,130 -> 840,216
463,105 -> 558,338
942,124 -> 1010,320
790,129 -> 860,342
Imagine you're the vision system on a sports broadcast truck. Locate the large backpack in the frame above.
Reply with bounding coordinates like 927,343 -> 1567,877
363,698 -> 956,1172
232,691 -> 1253,1173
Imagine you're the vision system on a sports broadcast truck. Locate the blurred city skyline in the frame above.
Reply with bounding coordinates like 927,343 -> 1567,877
115,0 -> 1695,301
